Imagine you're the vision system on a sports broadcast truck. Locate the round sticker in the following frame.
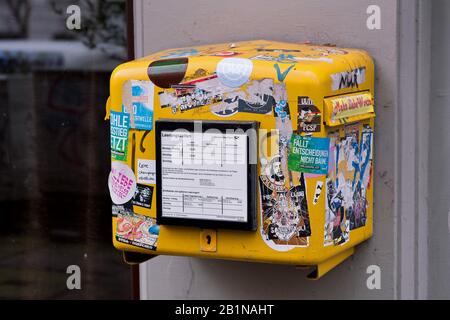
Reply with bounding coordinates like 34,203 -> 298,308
108,161 -> 137,204
216,58 -> 253,88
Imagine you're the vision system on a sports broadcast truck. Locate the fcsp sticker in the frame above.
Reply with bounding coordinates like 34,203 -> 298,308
297,96 -> 321,133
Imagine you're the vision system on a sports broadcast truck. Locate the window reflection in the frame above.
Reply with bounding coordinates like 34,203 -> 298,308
0,0 -> 132,299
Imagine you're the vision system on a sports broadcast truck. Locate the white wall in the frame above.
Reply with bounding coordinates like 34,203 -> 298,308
135,0 -> 405,299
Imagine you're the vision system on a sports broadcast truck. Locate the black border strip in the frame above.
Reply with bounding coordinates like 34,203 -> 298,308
126,0 -> 140,301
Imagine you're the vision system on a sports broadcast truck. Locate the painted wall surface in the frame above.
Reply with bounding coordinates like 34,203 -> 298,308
135,0 -> 398,299
429,0 -> 450,299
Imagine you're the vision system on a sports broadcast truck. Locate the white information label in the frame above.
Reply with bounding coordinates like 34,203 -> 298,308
160,130 -> 248,222
137,159 -> 156,184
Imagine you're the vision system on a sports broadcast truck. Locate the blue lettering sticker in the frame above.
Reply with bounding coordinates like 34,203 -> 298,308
123,80 -> 154,131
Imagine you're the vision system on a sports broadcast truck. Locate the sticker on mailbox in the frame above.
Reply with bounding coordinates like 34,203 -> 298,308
288,134 -> 330,175
297,96 -> 321,133
329,92 -> 373,122
137,159 -> 156,184
110,111 -> 129,161
122,80 -> 154,130
132,184 -> 153,209
116,209 -> 159,251
108,161 -> 137,205
216,58 -> 253,88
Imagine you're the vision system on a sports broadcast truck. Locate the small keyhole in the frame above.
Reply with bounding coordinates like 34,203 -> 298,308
206,235 -> 212,245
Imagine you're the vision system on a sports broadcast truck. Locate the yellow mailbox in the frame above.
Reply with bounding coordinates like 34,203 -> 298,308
107,40 -> 375,279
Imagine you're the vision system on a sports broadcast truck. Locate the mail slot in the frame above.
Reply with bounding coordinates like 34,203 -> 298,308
106,40 -> 375,279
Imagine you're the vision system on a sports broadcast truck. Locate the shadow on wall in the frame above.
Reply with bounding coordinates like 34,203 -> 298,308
141,240 -> 382,300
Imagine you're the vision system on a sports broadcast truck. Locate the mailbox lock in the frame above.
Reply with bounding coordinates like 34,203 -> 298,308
200,229 -> 217,252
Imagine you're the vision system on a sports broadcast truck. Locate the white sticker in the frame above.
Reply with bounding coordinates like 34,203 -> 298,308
313,181 -> 324,205
137,159 -> 156,184
108,161 -> 137,204
216,58 -> 253,87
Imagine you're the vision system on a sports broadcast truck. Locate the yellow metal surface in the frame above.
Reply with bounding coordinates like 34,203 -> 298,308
200,229 -> 217,252
307,247 -> 355,280
107,40 -> 375,278
122,251 -> 155,265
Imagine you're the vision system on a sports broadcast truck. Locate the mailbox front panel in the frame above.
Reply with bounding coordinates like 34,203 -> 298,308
107,40 -> 375,272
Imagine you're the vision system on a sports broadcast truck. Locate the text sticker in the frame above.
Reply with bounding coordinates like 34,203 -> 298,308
110,111 -> 129,161
137,159 -> 156,184
288,135 -> 330,175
